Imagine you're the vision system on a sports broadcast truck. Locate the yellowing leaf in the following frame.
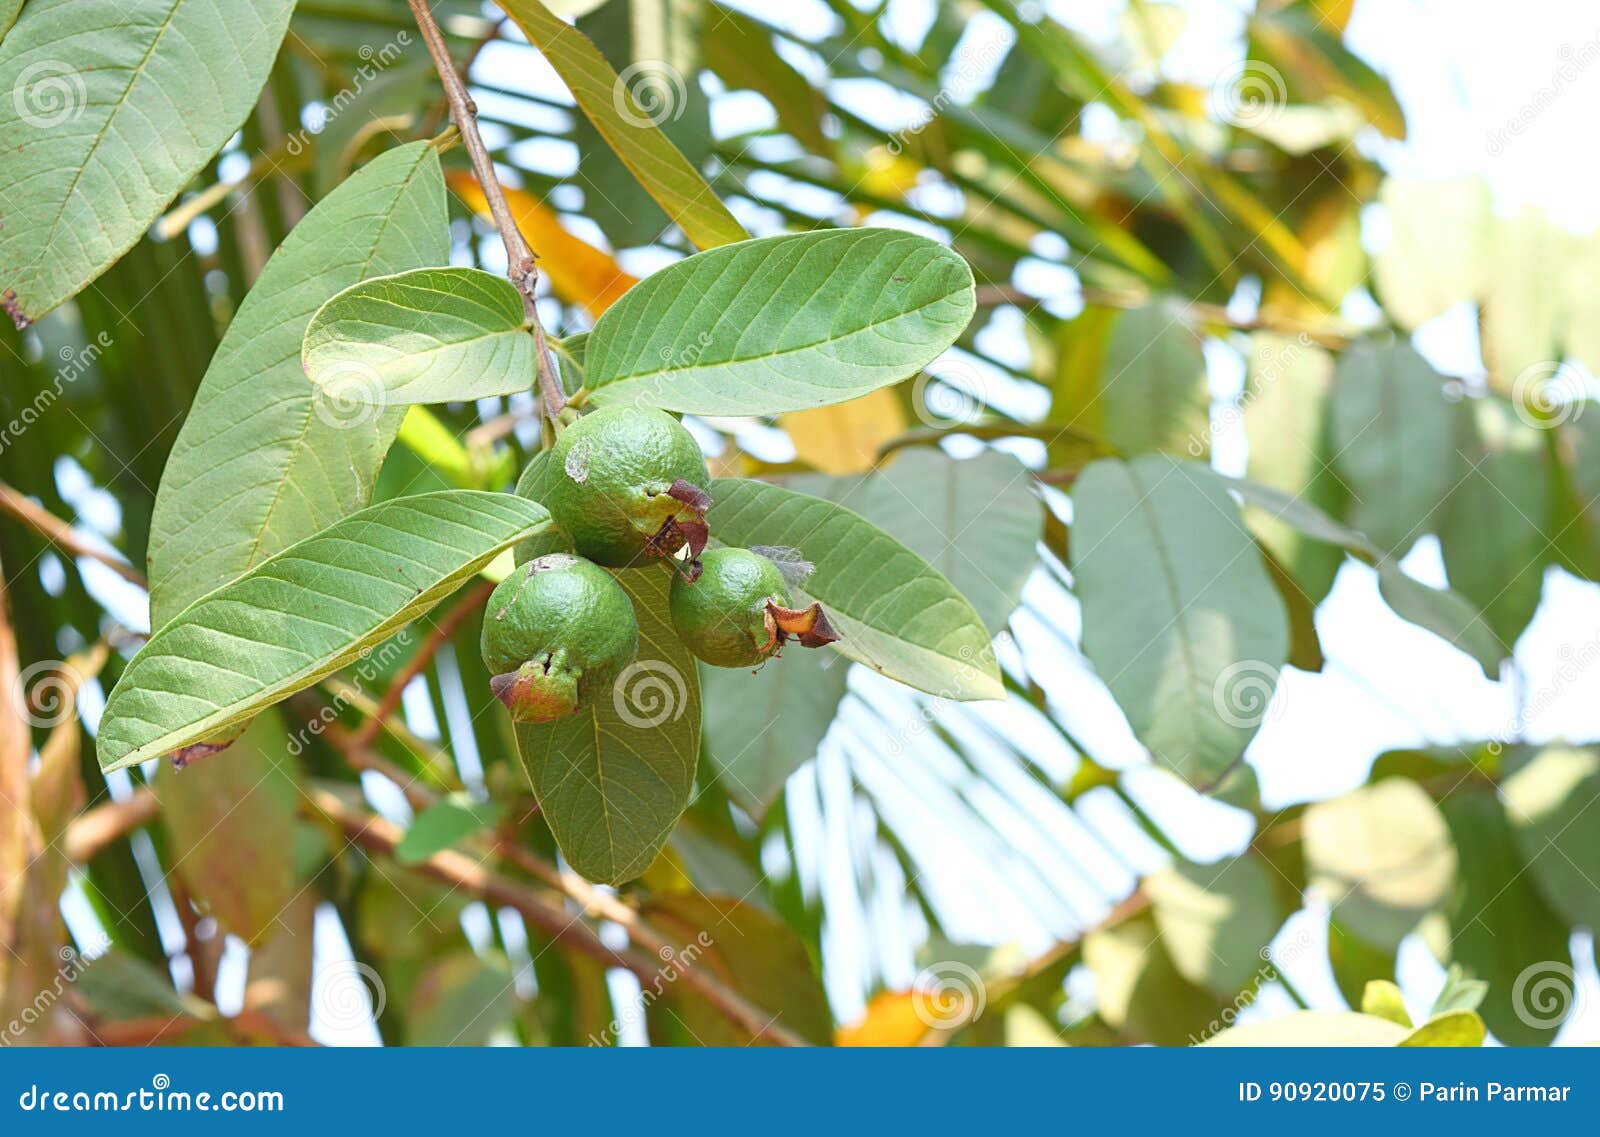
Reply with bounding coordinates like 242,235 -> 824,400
781,389 -> 907,474
835,991 -> 930,1047
448,173 -> 638,316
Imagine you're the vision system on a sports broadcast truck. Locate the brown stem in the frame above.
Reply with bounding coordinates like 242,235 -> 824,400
63,788 -> 160,864
406,0 -> 567,419
308,787 -> 805,1045
0,482 -> 147,589
352,578 -> 494,749
974,284 -> 1357,349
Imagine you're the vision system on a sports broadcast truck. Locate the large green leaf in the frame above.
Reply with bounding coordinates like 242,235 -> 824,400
1329,342 -> 1454,556
641,893 -> 832,1045
513,566 -> 700,885
155,716 -> 297,945
99,492 -> 550,772
1242,335 -> 1347,605
700,650 -> 851,818
1372,177 -> 1491,330
496,0 -> 746,251
1438,397 -> 1551,648
1303,779 -> 1456,952
1146,855 -> 1284,997
1071,456 -> 1288,786
789,448 -> 1041,635
148,141 -> 449,628
585,229 -> 976,415
1501,746 -> 1600,931
708,478 -> 1003,700
1434,790 -> 1574,1046
1375,563 -> 1504,679
1054,301 -> 1210,457
303,268 -> 534,406
0,0 -> 295,323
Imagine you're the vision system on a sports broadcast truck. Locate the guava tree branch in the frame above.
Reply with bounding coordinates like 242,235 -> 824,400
406,0 -> 566,419
0,482 -> 147,589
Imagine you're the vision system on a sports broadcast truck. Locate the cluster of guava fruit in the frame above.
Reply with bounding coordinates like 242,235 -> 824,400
481,406 -> 837,725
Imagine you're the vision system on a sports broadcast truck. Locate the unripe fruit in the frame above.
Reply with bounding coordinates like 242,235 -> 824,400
669,547 -> 838,668
546,405 -> 713,568
481,554 -> 639,723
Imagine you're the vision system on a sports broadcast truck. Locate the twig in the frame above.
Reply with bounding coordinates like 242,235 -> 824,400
307,787 -> 806,1045
974,284 -> 1359,349
407,0 -> 567,420
0,483 -> 147,589
63,788 -> 160,864
352,578 -> 495,749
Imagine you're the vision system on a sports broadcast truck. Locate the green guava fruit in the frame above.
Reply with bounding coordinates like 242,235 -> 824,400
481,553 -> 639,723
668,547 -> 838,668
544,405 -> 713,568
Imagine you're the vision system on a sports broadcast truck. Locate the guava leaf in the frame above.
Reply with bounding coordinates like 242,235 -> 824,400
513,567 -> 700,885
585,229 -> 976,415
1071,456 -> 1288,785
0,0 -> 296,323
708,478 -> 1002,700
98,492 -> 550,773
496,0 -> 747,251
147,141 -> 449,628
789,448 -> 1042,636
303,267 -> 535,405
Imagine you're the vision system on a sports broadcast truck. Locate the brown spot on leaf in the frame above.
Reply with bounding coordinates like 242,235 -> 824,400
170,738 -> 234,770
2,289 -> 32,330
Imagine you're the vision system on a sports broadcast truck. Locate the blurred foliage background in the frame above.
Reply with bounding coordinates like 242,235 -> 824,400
2,0 -> 1599,1047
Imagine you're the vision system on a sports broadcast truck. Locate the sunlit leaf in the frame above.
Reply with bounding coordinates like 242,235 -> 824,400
100,492 -> 550,772
585,229 -> 976,415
